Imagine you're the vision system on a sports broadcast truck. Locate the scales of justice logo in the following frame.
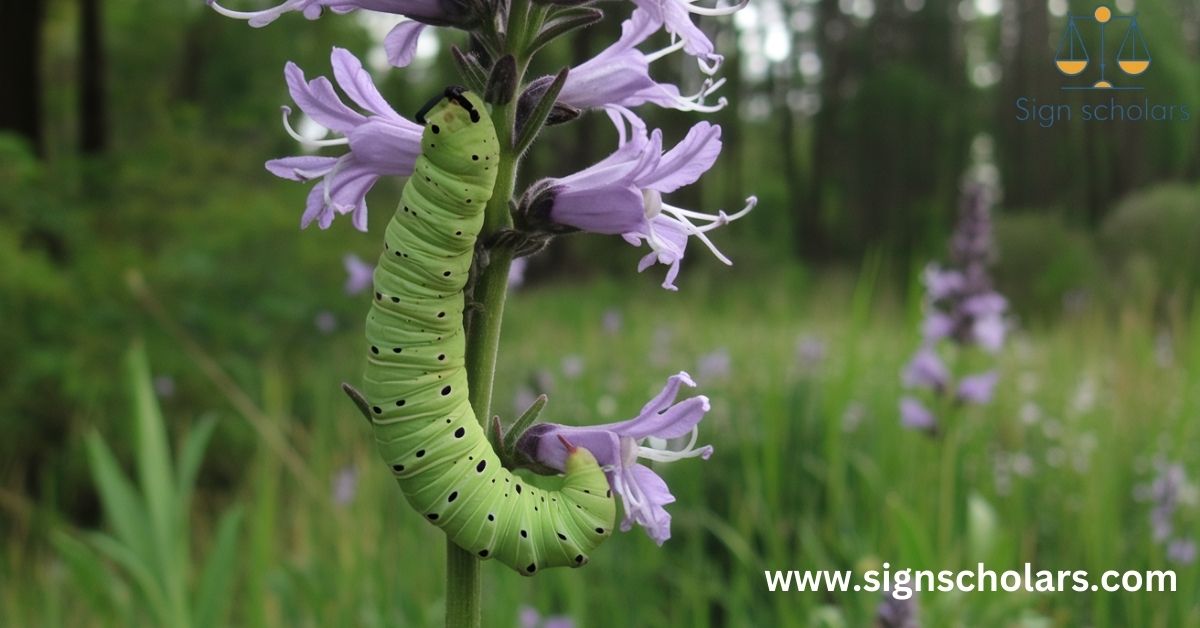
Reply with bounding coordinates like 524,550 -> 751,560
1055,4 -> 1151,90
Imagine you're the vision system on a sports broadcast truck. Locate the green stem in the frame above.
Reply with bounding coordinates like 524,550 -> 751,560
445,1 -> 534,622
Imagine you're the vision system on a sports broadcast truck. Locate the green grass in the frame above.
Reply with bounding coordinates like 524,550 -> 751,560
2,265 -> 1198,626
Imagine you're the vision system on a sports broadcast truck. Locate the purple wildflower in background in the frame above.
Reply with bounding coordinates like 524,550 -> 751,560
956,371 -> 998,405
152,375 -> 176,399
314,310 -> 338,333
922,184 -> 1009,352
518,606 -> 575,628
899,397 -> 936,433
265,48 -> 422,231
528,111 -> 754,290
876,586 -> 920,628
1143,461 -> 1196,564
207,0 -> 466,66
794,334 -> 827,373
1167,539 -> 1197,565
601,308 -> 623,335
332,465 -> 358,506
561,355 -> 585,380
902,347 -> 948,392
555,9 -> 726,112
517,372 -> 712,544
696,348 -> 731,382
899,183 -> 1008,433
343,254 -> 374,295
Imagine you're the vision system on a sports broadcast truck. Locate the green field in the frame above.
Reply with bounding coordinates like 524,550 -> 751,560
4,266 -> 1196,626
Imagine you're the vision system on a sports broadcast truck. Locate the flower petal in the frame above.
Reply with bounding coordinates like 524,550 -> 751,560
637,122 -> 721,193
265,155 -> 338,181
284,61 -> 364,134
384,21 -> 426,68
549,185 -> 646,234
330,47 -> 402,119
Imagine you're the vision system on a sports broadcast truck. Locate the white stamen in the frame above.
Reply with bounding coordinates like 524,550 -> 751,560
636,426 -> 709,462
670,211 -> 734,265
206,0 -> 289,22
644,39 -> 687,63
640,196 -> 757,266
322,154 -> 350,209
281,106 -> 349,147
684,0 -> 751,16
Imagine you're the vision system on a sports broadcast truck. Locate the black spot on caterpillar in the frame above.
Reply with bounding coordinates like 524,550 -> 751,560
361,89 -> 615,575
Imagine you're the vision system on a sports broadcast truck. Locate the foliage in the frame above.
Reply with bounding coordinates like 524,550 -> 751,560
992,211 -> 1102,319
2,273 -> 1197,625
1098,183 -> 1200,304
52,343 -> 242,628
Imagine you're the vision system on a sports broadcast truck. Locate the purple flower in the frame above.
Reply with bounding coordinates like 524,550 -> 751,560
629,0 -> 750,73
1148,462 -> 1189,543
519,606 -> 575,628
956,371 -> 999,405
922,265 -> 964,301
794,335 -> 827,373
899,397 -> 936,432
902,346 -> 948,392
314,310 -> 338,333
332,465 -> 358,505
696,348 -> 731,382
343,254 -> 375,295
152,375 -> 176,399
876,586 -> 920,628
206,0 -> 458,66
516,372 -> 712,544
266,48 -> 422,231
528,111 -> 754,290
1167,539 -> 1196,565
557,9 -> 726,112
601,308 -> 623,335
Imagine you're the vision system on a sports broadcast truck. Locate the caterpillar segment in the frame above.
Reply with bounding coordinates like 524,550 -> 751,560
361,88 -> 617,575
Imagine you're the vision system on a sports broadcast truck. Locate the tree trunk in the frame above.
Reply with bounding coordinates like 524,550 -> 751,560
80,0 -> 108,154
0,0 -> 46,155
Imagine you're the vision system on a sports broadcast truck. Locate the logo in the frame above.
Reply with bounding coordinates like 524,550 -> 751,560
1055,4 -> 1151,91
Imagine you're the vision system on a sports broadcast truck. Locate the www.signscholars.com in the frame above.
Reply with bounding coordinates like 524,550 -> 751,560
764,563 -> 1178,598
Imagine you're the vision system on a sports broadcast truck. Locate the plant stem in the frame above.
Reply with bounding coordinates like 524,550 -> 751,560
445,1 -> 531,621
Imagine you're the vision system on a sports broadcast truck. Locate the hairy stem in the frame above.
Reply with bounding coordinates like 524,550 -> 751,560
446,1 -> 534,624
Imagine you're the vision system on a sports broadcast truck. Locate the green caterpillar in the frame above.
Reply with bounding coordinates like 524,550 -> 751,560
361,87 -> 616,576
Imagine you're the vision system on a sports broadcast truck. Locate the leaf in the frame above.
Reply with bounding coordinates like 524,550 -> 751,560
87,532 -> 174,626
126,343 -> 177,570
484,55 -> 518,105
528,8 -> 603,57
176,415 -> 218,521
514,67 -> 568,157
194,507 -> 244,628
52,531 -> 123,618
967,491 -> 998,561
84,431 -> 150,558
502,394 -> 548,457
450,46 -> 488,94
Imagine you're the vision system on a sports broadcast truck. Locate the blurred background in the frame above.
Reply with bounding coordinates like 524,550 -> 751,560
1,0 -> 1198,625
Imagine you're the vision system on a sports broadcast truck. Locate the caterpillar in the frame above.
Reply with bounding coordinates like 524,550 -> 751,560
361,87 -> 616,576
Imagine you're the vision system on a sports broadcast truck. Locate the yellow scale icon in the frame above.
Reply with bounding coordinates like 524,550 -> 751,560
1055,5 -> 1150,90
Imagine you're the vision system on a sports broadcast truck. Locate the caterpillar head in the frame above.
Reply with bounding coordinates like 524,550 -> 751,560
416,86 -> 486,134
414,86 -> 497,176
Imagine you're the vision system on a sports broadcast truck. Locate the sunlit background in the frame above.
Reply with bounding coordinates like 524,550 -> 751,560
2,0 -> 1198,625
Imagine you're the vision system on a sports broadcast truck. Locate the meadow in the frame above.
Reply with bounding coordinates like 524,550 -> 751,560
3,262 -> 1196,626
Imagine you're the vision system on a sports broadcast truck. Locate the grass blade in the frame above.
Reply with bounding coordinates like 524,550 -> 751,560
194,507 -> 244,628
